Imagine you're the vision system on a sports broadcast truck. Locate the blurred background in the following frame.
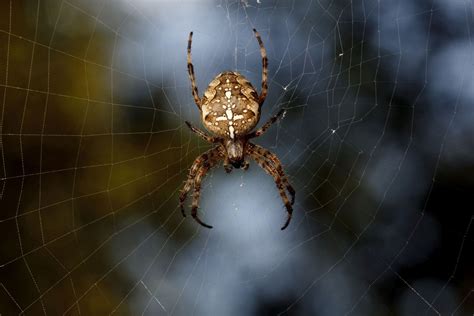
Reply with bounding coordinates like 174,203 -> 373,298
0,0 -> 473,315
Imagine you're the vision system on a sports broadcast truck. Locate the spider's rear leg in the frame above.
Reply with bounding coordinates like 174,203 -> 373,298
253,28 -> 268,105
187,31 -> 201,109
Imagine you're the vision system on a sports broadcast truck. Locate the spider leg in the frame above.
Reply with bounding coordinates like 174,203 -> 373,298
249,143 -> 295,205
253,28 -> 268,106
185,121 -> 219,143
187,31 -> 201,110
247,109 -> 285,139
179,147 -> 221,218
180,153 -> 208,217
250,152 -> 293,230
190,164 -> 214,228
223,156 -> 233,173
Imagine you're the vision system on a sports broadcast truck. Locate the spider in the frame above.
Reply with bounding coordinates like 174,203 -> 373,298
180,29 -> 295,230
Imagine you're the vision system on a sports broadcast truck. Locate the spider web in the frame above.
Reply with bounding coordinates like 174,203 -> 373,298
0,0 -> 473,315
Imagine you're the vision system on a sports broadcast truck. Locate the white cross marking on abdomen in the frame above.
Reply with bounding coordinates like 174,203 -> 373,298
218,87 -> 240,139
225,109 -> 233,119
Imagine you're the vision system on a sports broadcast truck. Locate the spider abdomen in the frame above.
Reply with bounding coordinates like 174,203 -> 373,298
201,71 -> 260,139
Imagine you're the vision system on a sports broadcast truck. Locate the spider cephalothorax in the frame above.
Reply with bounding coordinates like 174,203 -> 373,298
180,29 -> 295,230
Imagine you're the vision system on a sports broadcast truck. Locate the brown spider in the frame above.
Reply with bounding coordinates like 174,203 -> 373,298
180,29 -> 295,230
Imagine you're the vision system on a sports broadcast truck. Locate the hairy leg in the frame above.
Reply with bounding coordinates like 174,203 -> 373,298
248,143 -> 295,205
250,152 -> 293,230
187,31 -> 201,109
185,121 -> 219,143
223,156 -> 232,173
247,109 -> 285,139
179,147 -> 221,217
190,164 -> 213,228
253,29 -> 268,106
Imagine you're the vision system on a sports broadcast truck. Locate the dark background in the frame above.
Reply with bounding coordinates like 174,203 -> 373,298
0,0 -> 473,315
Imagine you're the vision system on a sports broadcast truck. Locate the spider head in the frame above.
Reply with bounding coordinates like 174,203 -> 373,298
225,139 -> 246,168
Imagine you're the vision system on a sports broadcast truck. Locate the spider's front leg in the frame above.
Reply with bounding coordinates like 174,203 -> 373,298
180,151 -> 210,217
249,143 -> 295,205
223,156 -> 233,173
191,164 -> 214,229
180,147 -> 221,227
250,153 -> 293,230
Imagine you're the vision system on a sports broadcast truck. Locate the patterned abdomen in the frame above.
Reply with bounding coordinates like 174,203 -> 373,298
201,72 -> 260,139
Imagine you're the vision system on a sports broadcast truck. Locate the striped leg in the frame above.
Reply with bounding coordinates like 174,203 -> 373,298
247,109 -> 285,139
251,153 -> 293,230
190,164 -> 213,228
223,156 -> 233,173
185,121 -> 218,143
187,31 -> 201,109
248,143 -> 295,205
179,147 -> 221,218
253,28 -> 268,106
